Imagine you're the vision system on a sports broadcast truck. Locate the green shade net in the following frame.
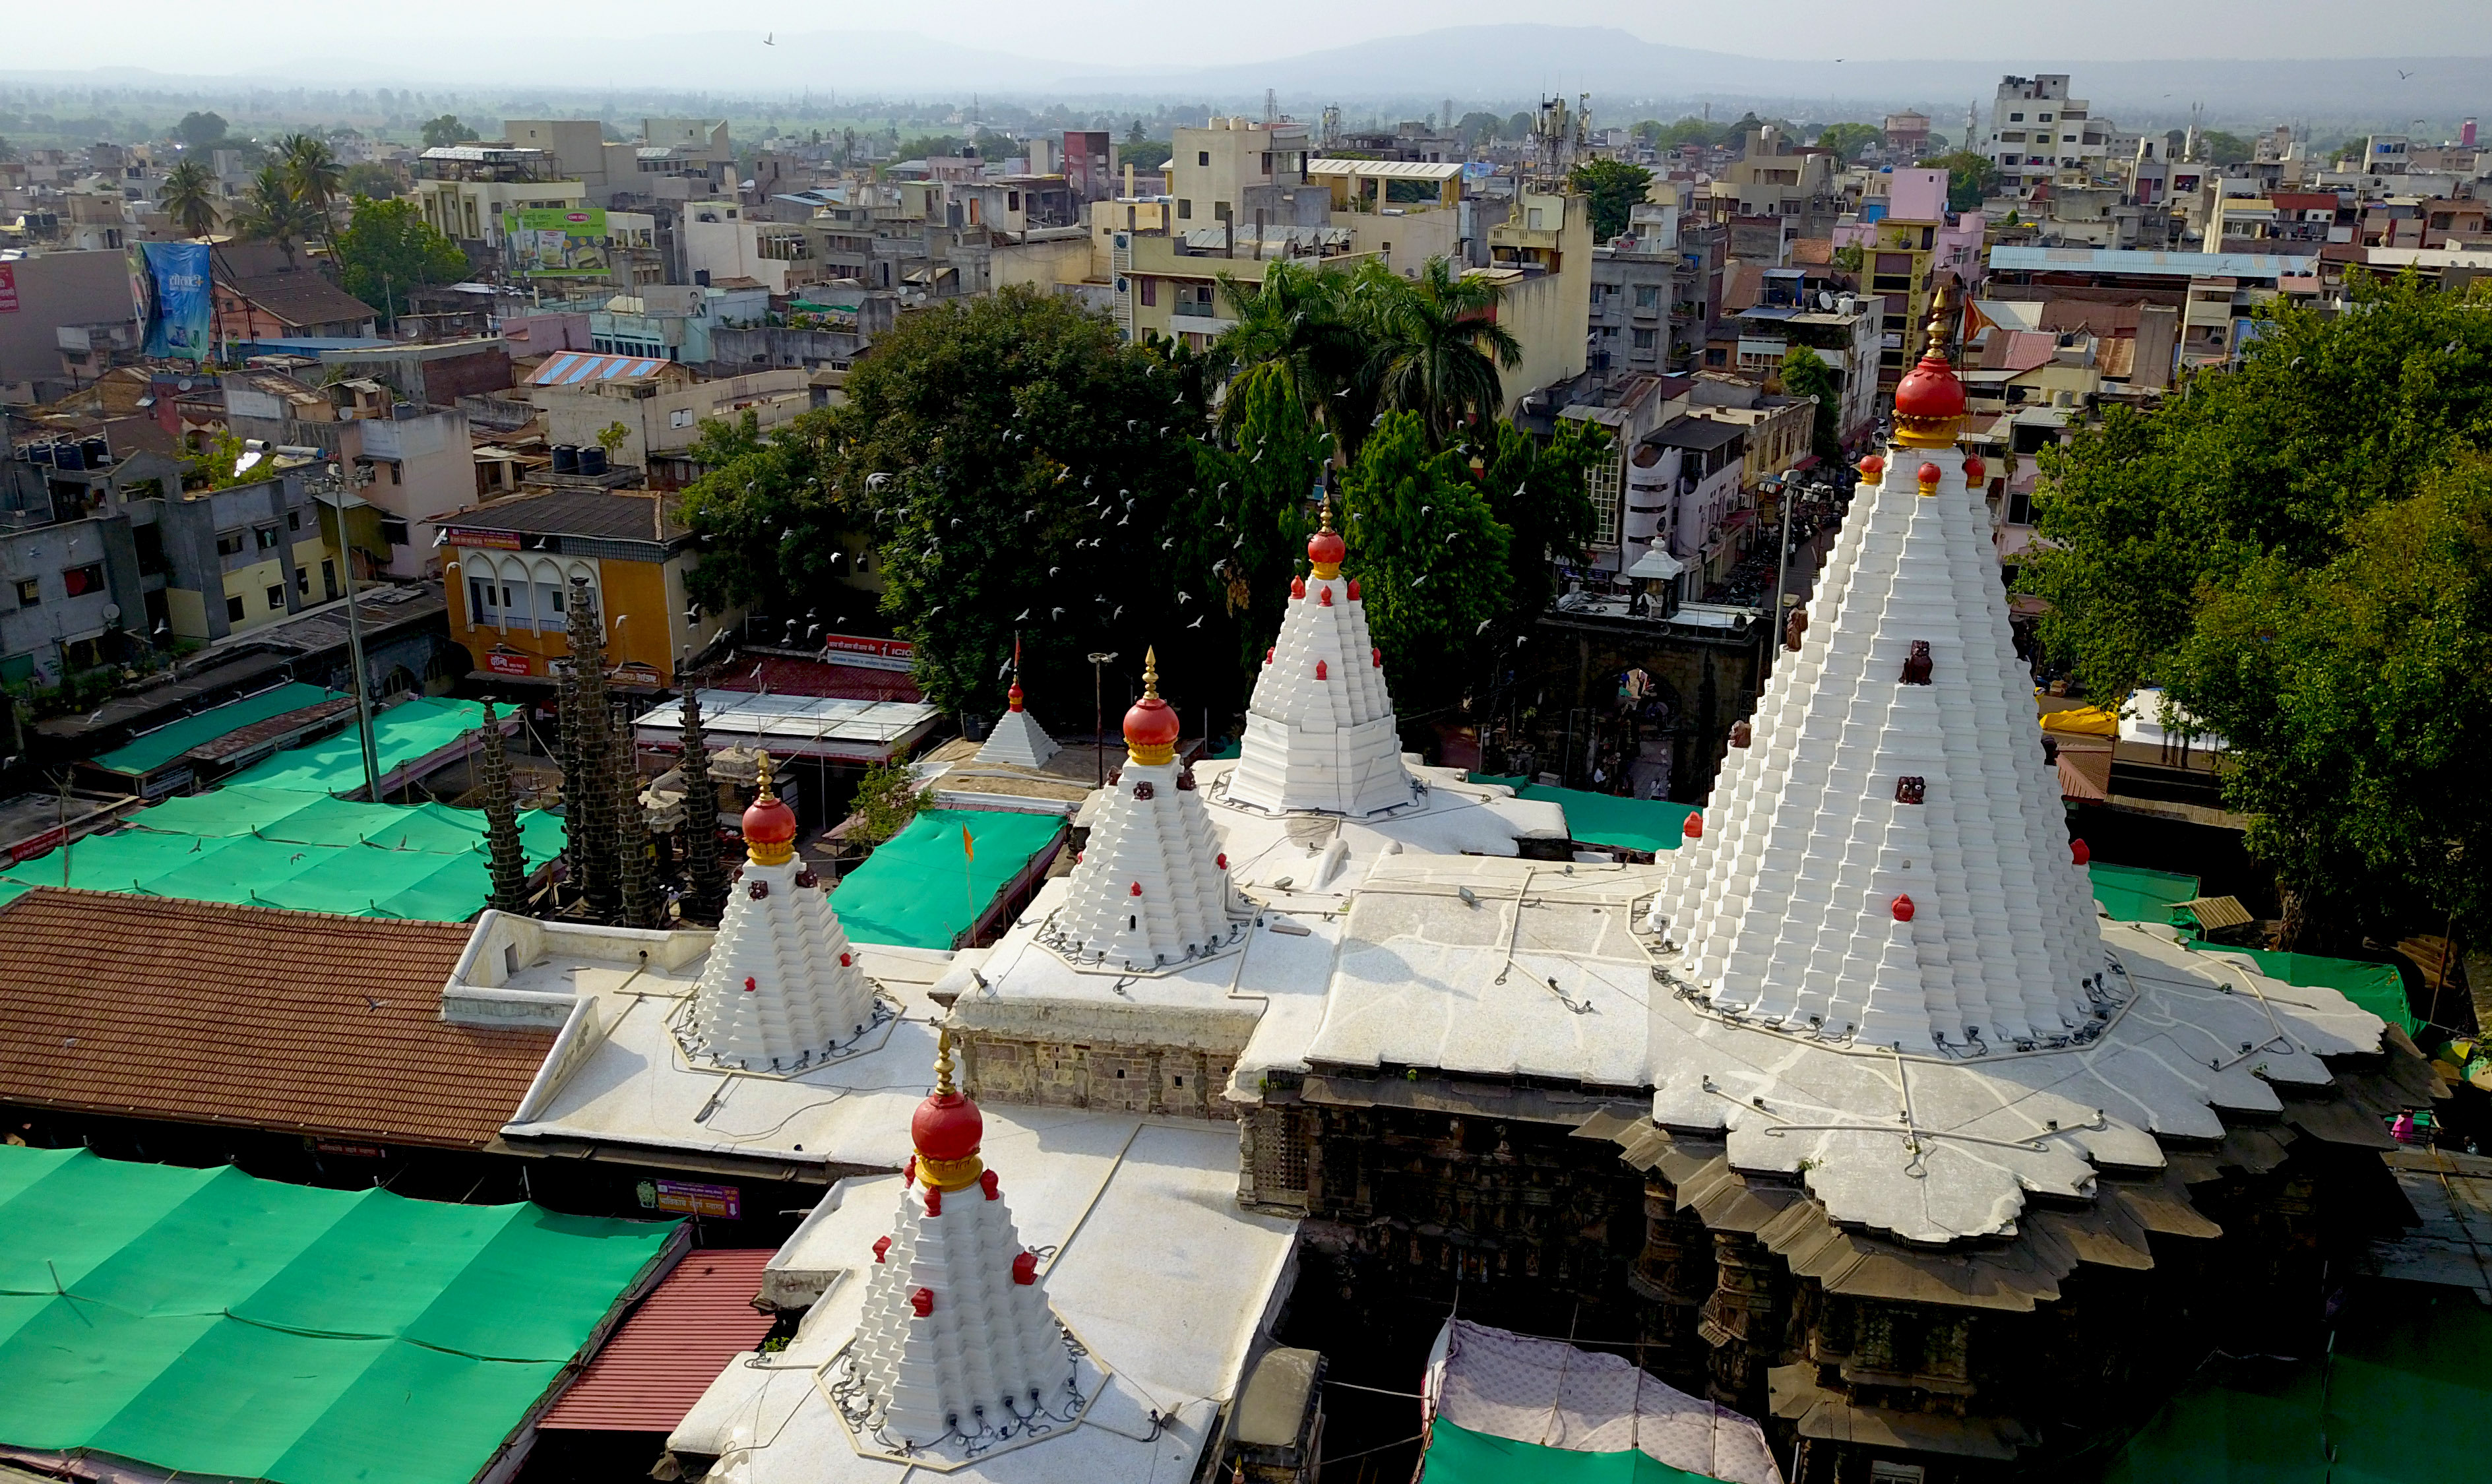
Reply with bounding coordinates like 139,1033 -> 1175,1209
94,683 -> 343,776
830,808 -> 1064,949
0,1145 -> 675,1484
2201,948 -> 2417,1036
1468,775 -> 1699,853
224,697 -> 495,795
4,786 -> 562,922
1421,1418 -> 1731,1484
2088,861 -> 2202,923
2096,1283 -> 2492,1484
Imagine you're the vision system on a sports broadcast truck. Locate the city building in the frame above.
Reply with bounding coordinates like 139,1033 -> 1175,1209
441,487 -> 730,687
525,351 -> 809,474
1985,73 -> 2115,195
1485,183 -> 1594,416
411,144 -> 590,249
1834,168 -> 1987,387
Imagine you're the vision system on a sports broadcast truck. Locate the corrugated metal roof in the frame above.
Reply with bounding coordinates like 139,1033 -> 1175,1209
530,351 -> 668,386
1306,157 -> 1467,180
539,1249 -> 775,1432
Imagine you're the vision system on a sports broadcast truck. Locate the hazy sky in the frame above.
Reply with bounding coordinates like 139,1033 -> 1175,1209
9,0 -> 2490,75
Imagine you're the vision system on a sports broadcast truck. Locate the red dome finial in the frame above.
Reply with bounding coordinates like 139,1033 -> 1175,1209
912,1029 -> 985,1189
1005,636 -> 1026,712
1891,894 -> 1916,922
1123,646 -> 1181,764
1307,497 -> 1347,578
1891,281 -> 1967,449
741,751 -> 798,865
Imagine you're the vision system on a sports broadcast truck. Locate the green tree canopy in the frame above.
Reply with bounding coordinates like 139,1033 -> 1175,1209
419,115 -> 479,148
341,161 -> 398,199
332,195 -> 467,323
1117,139 -> 1173,173
1916,151 -> 2000,214
1338,412 -> 1511,720
230,166 -> 322,268
175,111 -> 228,149
2022,271 -> 2492,944
2200,130 -> 2254,166
1780,347 -> 1844,462
1811,122 -> 1883,161
1567,157 -> 1655,242
1472,416 -> 1604,631
158,158 -> 218,240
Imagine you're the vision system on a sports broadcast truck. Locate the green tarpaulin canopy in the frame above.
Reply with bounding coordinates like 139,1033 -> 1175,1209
2098,1284 -> 2492,1484
1469,776 -> 1698,855
830,808 -> 1064,950
2088,861 -> 2202,924
224,696 -> 495,795
1,788 -> 562,921
0,1145 -> 675,1484
1421,1419 -> 1729,1484
2204,947 -> 2417,1036
94,683 -> 343,776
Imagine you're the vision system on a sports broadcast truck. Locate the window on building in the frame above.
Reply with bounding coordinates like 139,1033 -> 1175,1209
1632,328 -> 1657,350
226,594 -> 246,622
1588,445 -> 1623,547
266,583 -> 286,610
1176,199 -> 1193,220
286,509 -> 301,531
468,575 -> 499,625
62,563 -> 104,598
216,532 -> 245,557
1197,150 -> 1210,167
2009,112 -> 2024,122
536,581 -> 567,630
379,518 -> 410,546
1140,278 -> 1158,306
13,578 -> 40,607
295,566 -> 310,597
323,561 -> 338,602
2040,113 -> 2054,123
255,525 -> 280,550
1634,284 -> 1661,308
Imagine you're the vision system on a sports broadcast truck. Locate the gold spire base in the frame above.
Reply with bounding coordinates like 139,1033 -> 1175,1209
1310,561 -> 1342,580
747,840 -> 795,867
919,1152 -> 987,1190
1891,417 -> 1964,450
1127,742 -> 1175,767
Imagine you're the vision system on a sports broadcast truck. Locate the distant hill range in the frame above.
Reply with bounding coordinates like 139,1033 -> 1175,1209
9,24 -> 2484,130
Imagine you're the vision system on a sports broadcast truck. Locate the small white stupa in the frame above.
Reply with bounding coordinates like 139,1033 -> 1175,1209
848,1032 -> 1078,1450
975,641 -> 1059,769
1042,648 -> 1246,970
1223,503 -> 1419,817
679,755 -> 882,1070
1657,286 -> 2103,1054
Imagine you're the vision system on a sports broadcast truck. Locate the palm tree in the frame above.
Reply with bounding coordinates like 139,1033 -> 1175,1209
230,165 -> 321,269
158,158 -> 220,240
275,133 -> 344,251
1210,258 -> 1362,435
1355,258 -> 1524,447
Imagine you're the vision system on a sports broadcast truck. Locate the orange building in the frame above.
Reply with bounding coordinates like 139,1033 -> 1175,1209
441,489 -> 732,687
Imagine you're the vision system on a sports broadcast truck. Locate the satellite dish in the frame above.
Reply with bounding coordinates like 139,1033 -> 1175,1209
176,378 -> 193,391
102,604 -> 120,623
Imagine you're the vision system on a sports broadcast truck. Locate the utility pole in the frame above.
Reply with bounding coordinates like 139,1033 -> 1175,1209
1087,650 -> 1118,786
319,462 -> 383,801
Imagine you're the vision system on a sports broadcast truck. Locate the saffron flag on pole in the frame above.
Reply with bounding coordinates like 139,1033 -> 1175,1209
962,825 -> 974,861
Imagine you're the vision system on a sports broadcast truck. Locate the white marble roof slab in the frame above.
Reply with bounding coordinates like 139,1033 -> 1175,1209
1642,921 -> 2390,1243
1303,855 -> 1672,1087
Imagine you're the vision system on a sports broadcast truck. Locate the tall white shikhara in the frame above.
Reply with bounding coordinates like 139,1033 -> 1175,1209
849,1034 -> 1075,1450
1042,648 -> 1246,972
1224,505 -> 1419,818
1660,292 -> 2102,1053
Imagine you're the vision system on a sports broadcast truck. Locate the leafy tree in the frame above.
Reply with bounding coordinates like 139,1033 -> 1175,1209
1187,369 -> 1332,679
0,137 -> 16,163
895,135 -> 964,160
1212,257 -> 1364,441
1455,110 -> 1507,146
1567,157 -> 1654,241
341,161 -> 398,199
1780,347 -> 1844,462
2023,271 -> 2492,944
331,195 -> 466,323
1833,243 -> 1864,273
1505,111 -> 1534,140
419,114 -> 479,148
175,110 -> 228,149
1916,150 -> 2000,214
2200,129 -> 2253,166
596,421 -> 630,456
1117,139 -> 1172,173
1471,416 -> 1604,630
158,158 -> 219,239
274,133 -> 344,261
846,758 -> 934,846
1337,412 -> 1511,720
675,409 -> 857,620
1644,117 -> 1722,150
1359,257 -> 1522,447
230,166 -> 321,268
1811,121 -> 1883,161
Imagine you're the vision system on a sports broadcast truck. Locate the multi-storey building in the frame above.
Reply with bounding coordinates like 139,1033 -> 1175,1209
1986,74 -> 2115,197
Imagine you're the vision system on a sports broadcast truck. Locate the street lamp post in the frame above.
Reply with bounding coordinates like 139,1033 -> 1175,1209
1766,462 -> 1805,680
317,462 -> 383,801
1087,650 -> 1118,786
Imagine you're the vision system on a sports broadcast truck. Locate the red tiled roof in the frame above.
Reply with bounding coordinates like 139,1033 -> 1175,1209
0,889 -> 549,1149
539,1249 -> 776,1431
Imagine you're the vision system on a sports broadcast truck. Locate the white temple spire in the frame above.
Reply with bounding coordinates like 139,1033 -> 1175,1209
976,639 -> 1059,769
681,753 -> 882,1070
1224,500 -> 1419,817
849,1031 -> 1077,1450
1042,646 -> 1247,970
1659,285 -> 2103,1053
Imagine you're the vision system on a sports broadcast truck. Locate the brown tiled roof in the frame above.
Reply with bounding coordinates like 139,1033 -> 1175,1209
0,889 -> 548,1148
539,1249 -> 776,1431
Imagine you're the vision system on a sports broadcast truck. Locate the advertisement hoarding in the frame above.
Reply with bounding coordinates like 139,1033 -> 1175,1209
507,208 -> 613,278
139,241 -> 212,361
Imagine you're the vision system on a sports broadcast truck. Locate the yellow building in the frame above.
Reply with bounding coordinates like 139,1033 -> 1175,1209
441,489 -> 732,686
1484,185 -> 1594,415
410,144 -> 589,248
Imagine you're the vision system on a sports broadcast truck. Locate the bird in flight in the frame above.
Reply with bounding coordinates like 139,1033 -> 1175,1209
765,32 -> 776,46
2398,69 -> 2415,80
